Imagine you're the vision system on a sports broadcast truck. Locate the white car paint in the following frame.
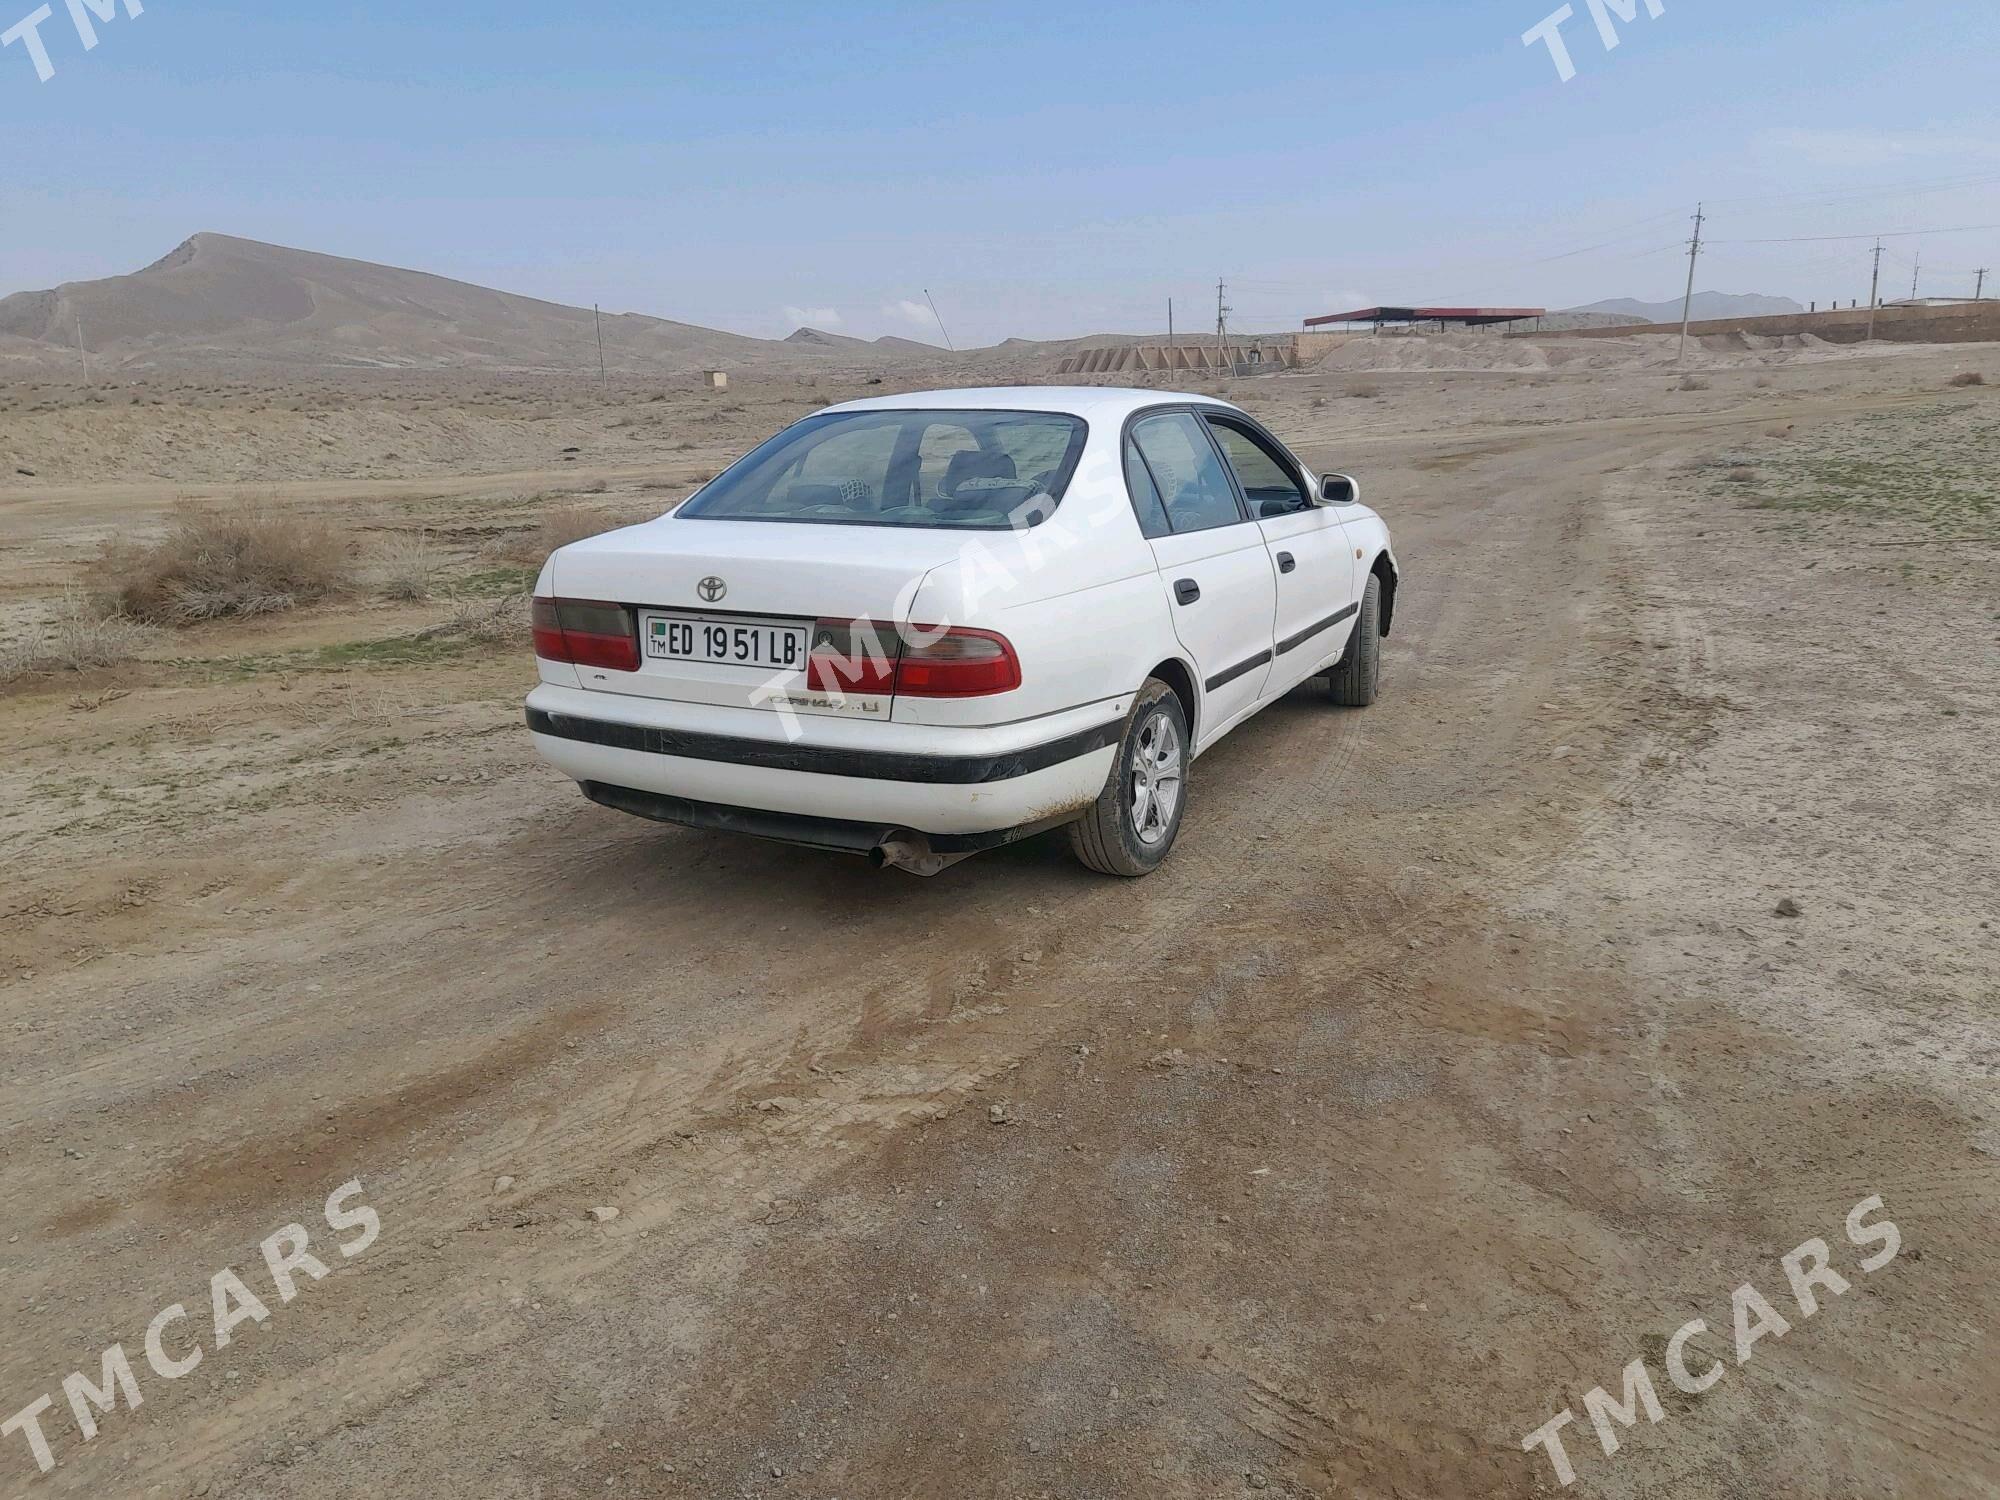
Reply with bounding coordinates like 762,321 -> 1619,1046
525,386 -> 1398,869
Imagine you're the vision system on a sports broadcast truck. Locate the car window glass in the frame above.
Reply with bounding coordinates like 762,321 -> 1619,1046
680,410 -> 1087,529
1123,441 -> 1171,539
1129,412 -> 1243,535
1207,418 -> 1311,517
916,423 -> 981,499
789,423 -> 900,508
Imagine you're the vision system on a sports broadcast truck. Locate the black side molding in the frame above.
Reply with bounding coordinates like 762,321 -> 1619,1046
528,707 -> 1121,786
1276,602 -> 1360,657
1204,650 -> 1274,693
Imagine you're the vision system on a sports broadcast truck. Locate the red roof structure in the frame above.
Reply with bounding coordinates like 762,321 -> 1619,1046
1305,306 -> 1545,329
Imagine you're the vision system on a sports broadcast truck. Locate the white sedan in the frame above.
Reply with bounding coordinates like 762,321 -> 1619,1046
527,386 -> 1398,876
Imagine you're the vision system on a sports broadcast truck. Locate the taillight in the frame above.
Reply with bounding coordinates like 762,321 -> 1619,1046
806,620 -> 1021,699
532,597 -> 640,672
896,627 -> 1023,697
807,619 -> 899,695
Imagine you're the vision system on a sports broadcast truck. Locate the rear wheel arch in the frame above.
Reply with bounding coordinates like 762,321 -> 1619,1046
1147,656 -> 1200,745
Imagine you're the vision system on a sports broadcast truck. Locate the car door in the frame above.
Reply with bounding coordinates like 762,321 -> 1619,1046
1124,409 -> 1279,746
1201,411 -> 1361,697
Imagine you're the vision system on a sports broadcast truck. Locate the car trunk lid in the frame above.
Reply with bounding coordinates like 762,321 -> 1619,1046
547,517 -> 968,718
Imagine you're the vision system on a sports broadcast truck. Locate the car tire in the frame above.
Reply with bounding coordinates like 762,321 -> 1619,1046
1068,679 -> 1190,877
1328,574 -> 1382,708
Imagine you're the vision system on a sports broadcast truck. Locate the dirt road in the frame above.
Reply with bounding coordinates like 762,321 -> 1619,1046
3,359 -> 1996,1498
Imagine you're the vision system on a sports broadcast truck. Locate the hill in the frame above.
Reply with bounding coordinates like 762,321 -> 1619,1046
0,234 -> 883,374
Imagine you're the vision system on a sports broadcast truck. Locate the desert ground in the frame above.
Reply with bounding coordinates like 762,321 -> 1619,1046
2,333 -> 1997,1499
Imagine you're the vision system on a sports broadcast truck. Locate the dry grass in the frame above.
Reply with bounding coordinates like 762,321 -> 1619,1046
414,595 -> 527,645
1949,371 -> 1986,388
1678,375 -> 1712,392
2,593 -> 155,681
1725,466 -> 1758,484
533,505 -> 615,555
95,503 -> 353,625
503,504 -> 646,564
374,530 -> 444,602
1345,380 -> 1382,400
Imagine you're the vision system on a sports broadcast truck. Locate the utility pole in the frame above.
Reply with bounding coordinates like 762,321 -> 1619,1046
594,305 -> 606,381
1910,252 -> 1921,302
1168,298 -> 1174,346
1867,240 -> 1884,341
73,311 -> 89,382
1976,268 -> 1989,301
1215,277 -> 1231,360
1676,203 -> 1705,365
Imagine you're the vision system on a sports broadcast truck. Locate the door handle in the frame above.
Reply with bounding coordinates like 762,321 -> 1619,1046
1277,552 -> 1297,574
1174,579 -> 1201,606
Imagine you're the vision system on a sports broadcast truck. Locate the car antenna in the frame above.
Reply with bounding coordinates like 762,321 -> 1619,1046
924,288 -> 957,352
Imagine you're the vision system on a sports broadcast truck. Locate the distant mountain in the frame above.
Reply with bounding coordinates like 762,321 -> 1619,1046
783,326 -> 944,354
1565,292 -> 1805,325
783,326 -> 870,350
1535,311 -> 1649,332
0,234 -> 897,373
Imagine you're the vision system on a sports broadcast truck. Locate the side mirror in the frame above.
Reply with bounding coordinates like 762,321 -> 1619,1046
1320,473 -> 1360,507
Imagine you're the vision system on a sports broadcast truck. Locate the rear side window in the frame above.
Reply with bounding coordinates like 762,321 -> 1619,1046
1129,412 -> 1245,535
1123,442 -> 1171,539
680,409 -> 1088,530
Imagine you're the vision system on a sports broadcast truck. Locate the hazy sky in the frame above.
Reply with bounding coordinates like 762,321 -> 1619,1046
3,0 -> 1998,345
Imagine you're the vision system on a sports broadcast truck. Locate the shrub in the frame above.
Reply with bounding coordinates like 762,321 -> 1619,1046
96,504 -> 352,625
1678,375 -> 1711,392
1725,466 -> 1757,484
2,593 -> 153,681
1949,371 -> 1986,387
1345,380 -> 1382,399
530,505 -> 615,556
375,530 -> 443,602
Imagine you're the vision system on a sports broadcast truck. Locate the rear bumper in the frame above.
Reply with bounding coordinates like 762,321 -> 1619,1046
525,684 -> 1121,839
576,781 -> 1082,860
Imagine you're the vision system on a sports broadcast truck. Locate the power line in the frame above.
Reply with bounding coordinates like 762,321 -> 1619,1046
1711,220 -> 2000,246
1700,167 -> 2000,213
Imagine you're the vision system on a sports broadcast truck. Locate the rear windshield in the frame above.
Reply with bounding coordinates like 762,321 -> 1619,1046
677,409 -> 1089,530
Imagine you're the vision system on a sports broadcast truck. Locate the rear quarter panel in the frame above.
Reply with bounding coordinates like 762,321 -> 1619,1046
896,437 -> 1178,729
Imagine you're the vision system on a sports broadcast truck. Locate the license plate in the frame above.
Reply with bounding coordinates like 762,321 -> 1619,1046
641,611 -> 810,673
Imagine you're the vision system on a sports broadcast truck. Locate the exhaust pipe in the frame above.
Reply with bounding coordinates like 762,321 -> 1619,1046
870,833 -> 970,878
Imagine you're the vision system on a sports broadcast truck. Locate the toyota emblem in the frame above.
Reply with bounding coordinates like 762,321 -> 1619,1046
697,576 -> 727,604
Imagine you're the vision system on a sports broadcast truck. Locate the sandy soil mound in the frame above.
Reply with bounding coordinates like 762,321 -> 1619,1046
1314,332 -> 1552,373
1317,328 -> 1913,376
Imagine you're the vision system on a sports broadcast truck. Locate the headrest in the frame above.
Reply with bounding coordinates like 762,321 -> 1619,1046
942,449 -> 1018,496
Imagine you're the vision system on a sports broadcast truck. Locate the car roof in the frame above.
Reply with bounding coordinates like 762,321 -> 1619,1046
818,386 -> 1239,425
